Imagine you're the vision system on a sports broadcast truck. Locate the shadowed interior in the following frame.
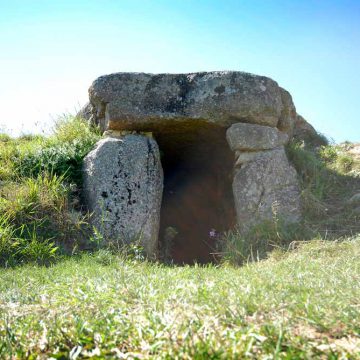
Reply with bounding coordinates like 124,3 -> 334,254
153,121 -> 236,264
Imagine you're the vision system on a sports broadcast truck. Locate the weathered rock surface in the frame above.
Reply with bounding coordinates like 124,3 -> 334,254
293,114 -> 327,146
83,135 -> 163,258
226,123 -> 289,152
87,71 -> 297,133
232,147 -> 301,230
225,122 -> 301,230
294,114 -> 316,136
77,102 -> 92,121
278,88 -> 297,135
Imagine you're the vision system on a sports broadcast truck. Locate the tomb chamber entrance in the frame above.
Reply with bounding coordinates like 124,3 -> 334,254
154,122 -> 236,264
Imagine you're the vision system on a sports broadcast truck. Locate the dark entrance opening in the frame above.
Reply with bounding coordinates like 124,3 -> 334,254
154,122 -> 236,264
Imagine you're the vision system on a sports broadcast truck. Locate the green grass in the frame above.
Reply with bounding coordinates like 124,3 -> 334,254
0,115 -> 100,266
0,173 -> 92,266
289,140 -> 360,230
7,115 -> 101,185
0,121 -> 359,357
219,219 -> 315,266
1,237 -> 360,358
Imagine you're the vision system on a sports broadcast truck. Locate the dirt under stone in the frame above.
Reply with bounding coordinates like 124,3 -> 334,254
154,122 -> 236,264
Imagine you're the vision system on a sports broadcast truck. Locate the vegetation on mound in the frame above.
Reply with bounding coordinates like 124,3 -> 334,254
0,116 -> 101,185
287,138 -> 360,236
220,135 -> 360,265
0,115 -> 359,267
1,237 -> 360,358
0,116 -> 101,266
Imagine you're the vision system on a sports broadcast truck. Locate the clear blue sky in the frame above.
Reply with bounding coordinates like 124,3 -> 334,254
0,0 -> 359,142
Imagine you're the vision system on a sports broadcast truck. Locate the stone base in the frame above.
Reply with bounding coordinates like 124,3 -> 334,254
83,135 -> 163,258
232,147 -> 301,230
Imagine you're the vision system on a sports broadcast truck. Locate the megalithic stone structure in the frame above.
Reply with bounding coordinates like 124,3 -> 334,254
82,71 -> 303,261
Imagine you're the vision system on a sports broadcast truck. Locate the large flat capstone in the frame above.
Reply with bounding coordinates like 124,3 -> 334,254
86,71 -> 296,134
83,135 -> 163,258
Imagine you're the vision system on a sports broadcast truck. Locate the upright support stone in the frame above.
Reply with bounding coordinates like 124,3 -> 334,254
226,123 -> 301,230
83,135 -> 163,258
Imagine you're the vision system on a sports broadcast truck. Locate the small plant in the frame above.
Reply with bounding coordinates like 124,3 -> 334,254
108,235 -> 147,261
319,144 -> 355,173
89,226 -> 105,250
52,114 -> 101,143
126,243 -> 146,261
0,218 -> 59,267
94,249 -> 115,266
319,145 -> 338,162
219,216 -> 313,266
286,141 -> 330,199
0,214 -> 18,267
17,228 -> 58,266
336,153 -> 354,172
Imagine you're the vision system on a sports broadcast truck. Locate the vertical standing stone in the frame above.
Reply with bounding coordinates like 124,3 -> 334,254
83,135 -> 163,258
226,123 -> 301,230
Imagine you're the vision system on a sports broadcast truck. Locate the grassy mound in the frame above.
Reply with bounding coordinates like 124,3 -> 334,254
1,237 -> 360,358
0,116 -> 101,266
220,138 -> 360,265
